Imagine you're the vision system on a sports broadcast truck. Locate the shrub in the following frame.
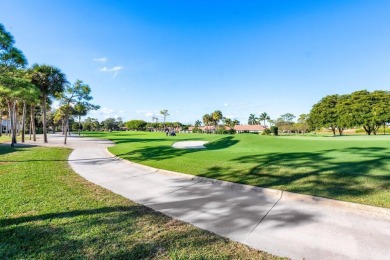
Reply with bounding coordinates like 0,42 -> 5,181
270,126 -> 278,136
262,129 -> 271,135
215,127 -> 227,135
192,127 -> 203,133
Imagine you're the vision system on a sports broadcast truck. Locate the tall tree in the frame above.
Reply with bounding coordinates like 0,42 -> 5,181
0,23 -> 28,146
295,114 -> 310,135
211,110 -> 223,128
310,95 -> 343,136
0,23 -> 27,74
248,114 -> 258,125
30,64 -> 67,143
71,80 -> 100,136
58,80 -> 99,144
202,114 -> 212,132
194,120 -> 202,127
371,90 -> 390,135
160,109 -> 169,128
0,69 -> 32,146
337,90 -> 388,135
259,112 -> 270,127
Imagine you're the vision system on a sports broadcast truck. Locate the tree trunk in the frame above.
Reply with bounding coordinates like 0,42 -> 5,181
8,101 -> 17,146
21,102 -> 26,143
42,95 -> 48,143
29,115 -> 32,140
363,125 -> 371,135
0,110 -> 2,137
64,117 -> 69,144
331,127 -> 336,136
338,127 -> 344,136
31,105 -> 36,142
78,114 -> 81,136
62,117 -> 65,135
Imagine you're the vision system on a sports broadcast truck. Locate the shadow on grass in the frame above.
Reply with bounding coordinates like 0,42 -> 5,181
205,136 -> 239,150
197,147 -> 390,205
116,136 -> 239,162
0,144 -> 34,156
0,205 -> 161,259
0,201 -> 282,259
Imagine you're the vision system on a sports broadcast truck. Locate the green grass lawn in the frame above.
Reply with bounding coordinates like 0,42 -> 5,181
0,144 -> 278,259
84,131 -> 390,208
0,135 -> 11,144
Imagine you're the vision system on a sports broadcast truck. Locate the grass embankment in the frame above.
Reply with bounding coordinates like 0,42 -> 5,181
85,132 -> 390,208
0,145 -> 277,259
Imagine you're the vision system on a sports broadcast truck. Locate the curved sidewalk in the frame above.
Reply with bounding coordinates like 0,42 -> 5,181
35,134 -> 390,259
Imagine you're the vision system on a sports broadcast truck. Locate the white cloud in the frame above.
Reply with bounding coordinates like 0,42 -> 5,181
224,103 -> 229,107
100,66 -> 123,72
100,66 -> 124,78
93,57 -> 107,62
145,112 -> 153,117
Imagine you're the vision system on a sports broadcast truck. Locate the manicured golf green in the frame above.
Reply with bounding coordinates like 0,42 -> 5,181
85,131 -> 390,208
0,144 -> 276,259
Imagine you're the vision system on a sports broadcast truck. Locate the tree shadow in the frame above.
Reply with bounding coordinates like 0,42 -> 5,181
0,205 -> 160,259
205,136 -> 239,150
0,203 -> 278,259
198,147 -> 390,206
0,144 -> 37,156
146,177 -> 317,237
116,136 -> 239,162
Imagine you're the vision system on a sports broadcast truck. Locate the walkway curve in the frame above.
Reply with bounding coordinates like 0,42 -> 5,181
24,134 -> 390,259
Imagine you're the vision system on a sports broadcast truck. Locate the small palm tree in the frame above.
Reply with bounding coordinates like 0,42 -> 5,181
194,120 -> 202,127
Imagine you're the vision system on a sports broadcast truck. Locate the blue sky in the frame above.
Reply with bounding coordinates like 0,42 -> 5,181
2,0 -> 390,124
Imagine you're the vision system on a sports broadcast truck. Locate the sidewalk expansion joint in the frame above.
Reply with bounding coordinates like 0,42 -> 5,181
244,190 -> 284,242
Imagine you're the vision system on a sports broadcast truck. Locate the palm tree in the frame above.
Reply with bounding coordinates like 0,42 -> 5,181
160,109 -> 169,128
30,64 -> 67,143
194,120 -> 202,127
211,110 -> 223,128
259,112 -> 270,127
202,114 -> 211,132
248,114 -> 258,125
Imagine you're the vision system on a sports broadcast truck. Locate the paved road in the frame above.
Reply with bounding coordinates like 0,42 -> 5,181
28,134 -> 390,259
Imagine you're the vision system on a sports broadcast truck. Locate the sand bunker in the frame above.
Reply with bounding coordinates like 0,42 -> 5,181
172,141 -> 208,149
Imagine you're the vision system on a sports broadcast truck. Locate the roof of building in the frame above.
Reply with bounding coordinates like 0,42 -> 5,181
188,125 -> 266,131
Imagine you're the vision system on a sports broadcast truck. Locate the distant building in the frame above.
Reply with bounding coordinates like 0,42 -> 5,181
234,124 -> 266,133
1,119 -> 10,133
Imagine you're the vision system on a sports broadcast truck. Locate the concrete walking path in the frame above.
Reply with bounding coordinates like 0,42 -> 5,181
25,134 -> 390,259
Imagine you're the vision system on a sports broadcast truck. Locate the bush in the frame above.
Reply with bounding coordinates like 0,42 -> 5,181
215,128 -> 227,134
262,129 -> 271,135
192,127 -> 203,133
270,126 -> 278,136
